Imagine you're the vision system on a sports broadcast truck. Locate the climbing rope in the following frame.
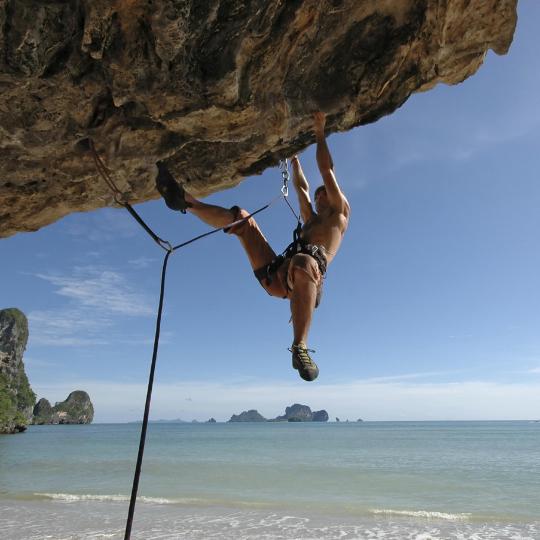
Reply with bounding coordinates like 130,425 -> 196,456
90,141 -> 173,251
89,142 -> 298,539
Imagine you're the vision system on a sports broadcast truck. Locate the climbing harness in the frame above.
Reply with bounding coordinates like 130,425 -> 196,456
89,141 -> 298,540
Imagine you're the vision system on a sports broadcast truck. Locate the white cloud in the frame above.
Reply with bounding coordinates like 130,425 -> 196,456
34,267 -> 153,316
127,256 -> 157,269
28,308 -> 112,346
28,266 -> 154,346
361,370 -> 460,384
31,377 -> 540,423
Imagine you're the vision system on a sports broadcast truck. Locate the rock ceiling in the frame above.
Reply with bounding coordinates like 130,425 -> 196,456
0,0 -> 517,237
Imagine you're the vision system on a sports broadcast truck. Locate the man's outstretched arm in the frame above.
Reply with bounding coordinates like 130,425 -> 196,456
291,155 -> 315,223
314,112 -> 348,213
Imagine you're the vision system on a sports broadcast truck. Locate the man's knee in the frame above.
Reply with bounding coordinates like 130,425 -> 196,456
224,206 -> 251,235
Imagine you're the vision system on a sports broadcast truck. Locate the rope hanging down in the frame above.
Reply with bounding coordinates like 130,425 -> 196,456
89,141 -> 296,539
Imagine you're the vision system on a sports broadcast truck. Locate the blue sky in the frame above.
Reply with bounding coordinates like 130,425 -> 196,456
2,2 -> 540,422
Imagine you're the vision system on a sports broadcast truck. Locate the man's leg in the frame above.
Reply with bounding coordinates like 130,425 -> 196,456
184,193 -> 280,280
289,255 -> 318,345
287,254 -> 321,381
183,192 -> 234,228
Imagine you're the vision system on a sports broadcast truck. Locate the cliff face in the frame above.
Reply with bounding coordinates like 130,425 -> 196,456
0,0 -> 517,238
0,308 -> 36,434
32,391 -> 94,425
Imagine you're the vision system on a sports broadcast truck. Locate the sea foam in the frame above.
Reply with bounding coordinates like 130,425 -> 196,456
38,492 -> 176,505
370,508 -> 471,521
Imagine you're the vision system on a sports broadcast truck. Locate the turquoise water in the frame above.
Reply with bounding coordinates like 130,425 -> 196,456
1,421 -> 539,539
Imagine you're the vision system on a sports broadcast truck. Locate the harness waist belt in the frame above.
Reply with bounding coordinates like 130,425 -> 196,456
254,241 -> 328,285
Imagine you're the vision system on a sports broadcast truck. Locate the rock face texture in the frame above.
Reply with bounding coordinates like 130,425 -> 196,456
32,390 -> 94,424
228,409 -> 266,422
0,308 -> 36,434
0,0 -> 517,238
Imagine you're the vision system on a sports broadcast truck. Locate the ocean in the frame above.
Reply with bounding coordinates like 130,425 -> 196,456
1,421 -> 539,539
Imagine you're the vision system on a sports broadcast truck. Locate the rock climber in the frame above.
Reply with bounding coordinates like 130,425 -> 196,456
156,112 -> 349,381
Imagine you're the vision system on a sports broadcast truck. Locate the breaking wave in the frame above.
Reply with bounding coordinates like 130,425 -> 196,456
38,493 -> 178,504
370,508 -> 471,520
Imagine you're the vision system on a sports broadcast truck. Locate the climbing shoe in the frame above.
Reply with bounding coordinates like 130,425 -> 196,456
289,343 -> 319,382
155,162 -> 191,213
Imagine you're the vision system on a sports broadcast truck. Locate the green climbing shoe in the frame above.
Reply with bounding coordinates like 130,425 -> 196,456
289,344 -> 319,381
155,162 -> 191,213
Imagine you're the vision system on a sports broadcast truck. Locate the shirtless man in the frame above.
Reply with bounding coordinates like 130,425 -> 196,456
156,112 -> 349,381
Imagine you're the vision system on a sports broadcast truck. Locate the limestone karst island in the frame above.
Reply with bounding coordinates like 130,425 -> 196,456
0,308 -> 94,433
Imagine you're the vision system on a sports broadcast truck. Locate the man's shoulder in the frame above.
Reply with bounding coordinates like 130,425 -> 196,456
328,189 -> 349,211
330,198 -> 350,221
317,208 -> 348,229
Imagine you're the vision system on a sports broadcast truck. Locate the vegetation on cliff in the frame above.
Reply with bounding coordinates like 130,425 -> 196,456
0,308 -> 35,434
32,391 -> 94,425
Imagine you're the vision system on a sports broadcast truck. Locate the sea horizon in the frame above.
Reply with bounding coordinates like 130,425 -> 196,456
102,418 -> 540,424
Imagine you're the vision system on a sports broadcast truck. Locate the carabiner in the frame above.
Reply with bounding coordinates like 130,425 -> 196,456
279,159 -> 290,197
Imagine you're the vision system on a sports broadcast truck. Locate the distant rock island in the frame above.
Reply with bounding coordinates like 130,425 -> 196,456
32,390 -> 94,425
228,403 -> 329,423
273,403 -> 329,422
229,409 -> 267,422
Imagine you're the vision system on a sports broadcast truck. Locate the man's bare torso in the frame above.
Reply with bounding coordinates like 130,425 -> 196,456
300,203 -> 350,265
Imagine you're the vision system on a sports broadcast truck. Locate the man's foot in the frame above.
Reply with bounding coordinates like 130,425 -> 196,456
155,162 -> 192,213
289,343 -> 319,381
